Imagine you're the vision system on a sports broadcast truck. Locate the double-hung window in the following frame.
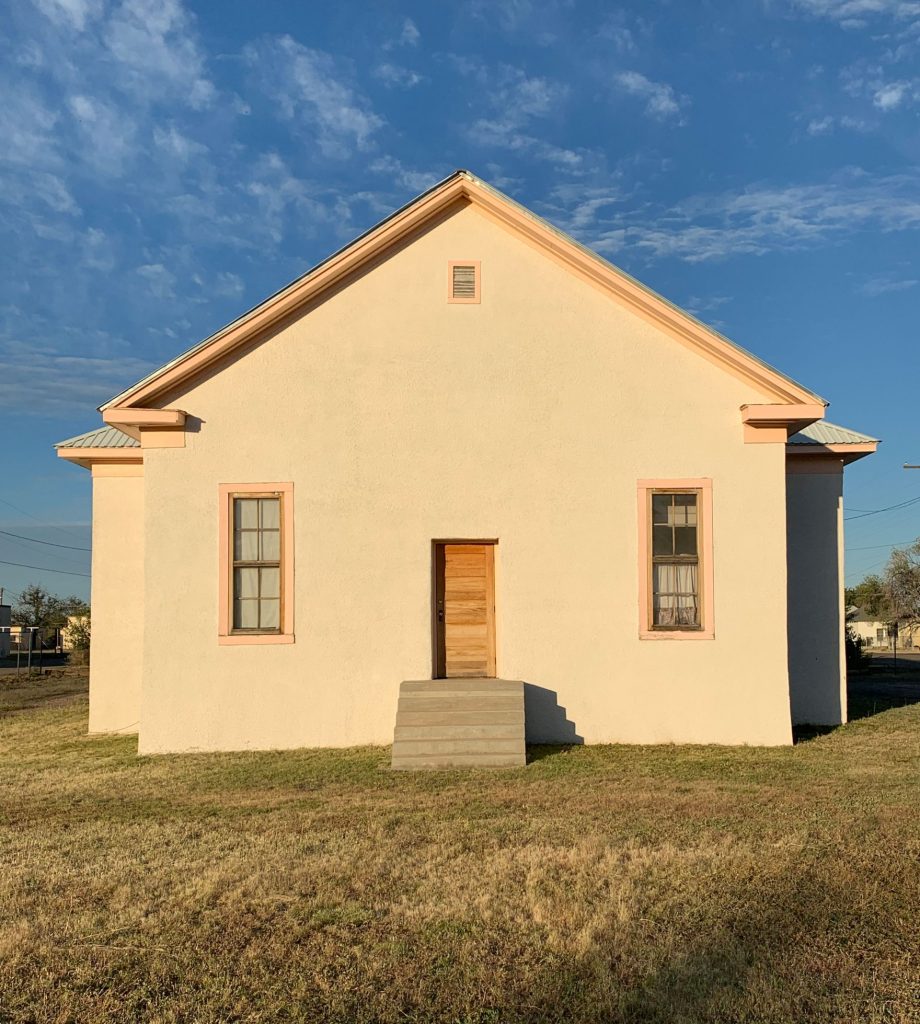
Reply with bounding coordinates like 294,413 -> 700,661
638,479 -> 714,639
232,496 -> 281,631
218,483 -> 294,644
651,492 -> 700,629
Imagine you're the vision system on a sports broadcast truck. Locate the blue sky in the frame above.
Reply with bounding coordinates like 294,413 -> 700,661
1,0 -> 919,605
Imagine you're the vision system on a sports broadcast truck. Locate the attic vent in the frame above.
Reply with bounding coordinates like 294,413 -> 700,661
448,261 -> 480,304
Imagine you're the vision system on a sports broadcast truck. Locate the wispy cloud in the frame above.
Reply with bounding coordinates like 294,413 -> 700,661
615,71 -> 687,121
368,156 -> 444,194
873,79 -> 913,108
789,0 -> 920,25
858,274 -> 919,296
33,0 -> 104,32
551,171 -> 920,262
244,36 -> 384,157
450,58 -> 587,170
400,17 -> 421,46
373,63 -> 424,89
0,338 -> 157,415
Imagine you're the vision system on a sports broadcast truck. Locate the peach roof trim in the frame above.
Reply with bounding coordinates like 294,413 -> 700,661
100,170 -> 826,413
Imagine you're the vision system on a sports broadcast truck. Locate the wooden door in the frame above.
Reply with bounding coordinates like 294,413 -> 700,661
435,543 -> 496,678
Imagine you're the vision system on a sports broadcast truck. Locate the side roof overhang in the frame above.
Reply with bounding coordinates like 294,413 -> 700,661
55,426 -> 143,471
786,420 -> 879,470
98,169 -> 827,438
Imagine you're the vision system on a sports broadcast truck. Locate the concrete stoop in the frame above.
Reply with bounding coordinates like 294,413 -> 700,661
391,679 -> 526,769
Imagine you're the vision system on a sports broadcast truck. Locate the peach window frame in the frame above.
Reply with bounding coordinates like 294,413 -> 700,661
637,478 -> 714,641
218,482 -> 295,645
447,260 -> 481,304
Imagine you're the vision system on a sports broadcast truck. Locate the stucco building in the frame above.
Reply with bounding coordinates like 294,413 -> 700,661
56,171 -> 877,759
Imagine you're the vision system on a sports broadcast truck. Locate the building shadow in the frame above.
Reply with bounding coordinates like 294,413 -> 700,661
794,675 -> 920,743
523,683 -> 583,748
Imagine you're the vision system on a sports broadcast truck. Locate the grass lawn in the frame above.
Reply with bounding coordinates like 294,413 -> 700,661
1,674 -> 918,1023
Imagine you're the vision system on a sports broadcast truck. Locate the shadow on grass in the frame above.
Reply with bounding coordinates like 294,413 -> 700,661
794,678 -> 920,743
526,744 -> 582,764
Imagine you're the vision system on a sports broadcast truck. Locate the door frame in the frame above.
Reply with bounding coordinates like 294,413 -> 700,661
431,539 -> 498,679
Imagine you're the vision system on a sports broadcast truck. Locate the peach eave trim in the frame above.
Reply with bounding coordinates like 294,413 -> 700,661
637,479 -> 715,641
102,408 -> 187,443
785,442 -> 877,467
101,174 -> 822,411
218,482 -> 294,646
741,403 -> 825,443
56,447 -> 144,471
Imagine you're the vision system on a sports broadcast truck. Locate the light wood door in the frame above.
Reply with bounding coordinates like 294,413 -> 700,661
435,543 -> 496,678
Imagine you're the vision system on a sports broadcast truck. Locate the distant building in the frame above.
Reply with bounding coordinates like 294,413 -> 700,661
848,608 -> 919,650
61,614 -> 90,650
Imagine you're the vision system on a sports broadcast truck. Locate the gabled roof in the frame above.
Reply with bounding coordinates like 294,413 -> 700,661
54,426 -> 140,449
100,169 -> 826,413
789,421 -> 879,446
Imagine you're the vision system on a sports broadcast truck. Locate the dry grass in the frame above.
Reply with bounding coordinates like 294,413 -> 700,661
1,674 -> 918,1023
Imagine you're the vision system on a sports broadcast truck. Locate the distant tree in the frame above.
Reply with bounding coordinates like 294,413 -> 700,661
844,574 -> 890,619
12,584 -> 66,630
59,595 -> 90,618
884,540 -> 920,623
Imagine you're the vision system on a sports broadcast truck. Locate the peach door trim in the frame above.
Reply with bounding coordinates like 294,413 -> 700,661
218,482 -> 294,645
637,478 -> 715,640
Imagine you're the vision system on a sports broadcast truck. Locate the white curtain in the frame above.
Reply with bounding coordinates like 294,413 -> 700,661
653,563 -> 699,626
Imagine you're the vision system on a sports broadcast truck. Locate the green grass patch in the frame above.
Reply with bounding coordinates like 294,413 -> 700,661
1,675 -> 918,1022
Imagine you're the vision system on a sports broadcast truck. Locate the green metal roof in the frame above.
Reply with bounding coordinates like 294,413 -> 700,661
54,426 -> 140,449
788,421 -> 879,446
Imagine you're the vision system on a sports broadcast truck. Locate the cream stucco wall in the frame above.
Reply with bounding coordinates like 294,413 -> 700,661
136,203 -> 795,753
89,469 -> 144,734
785,466 -> 846,725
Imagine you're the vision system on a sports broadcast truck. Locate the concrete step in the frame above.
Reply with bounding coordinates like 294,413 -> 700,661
395,710 -> 523,727
391,751 -> 526,770
391,679 -> 526,770
400,679 -> 522,694
395,723 -> 521,740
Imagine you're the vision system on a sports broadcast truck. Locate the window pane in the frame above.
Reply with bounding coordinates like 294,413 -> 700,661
235,531 -> 259,561
234,566 -> 259,599
675,526 -> 697,556
233,599 -> 259,629
261,530 -> 280,562
674,493 -> 697,526
652,494 -> 672,525
652,562 -> 699,627
260,566 -> 280,600
235,498 -> 259,529
260,498 -> 280,529
652,525 -> 673,556
260,599 -> 280,629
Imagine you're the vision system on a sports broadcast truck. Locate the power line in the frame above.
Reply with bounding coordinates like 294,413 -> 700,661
0,496 -> 88,543
846,539 -> 916,552
844,495 -> 920,522
0,559 -> 91,579
0,529 -> 90,552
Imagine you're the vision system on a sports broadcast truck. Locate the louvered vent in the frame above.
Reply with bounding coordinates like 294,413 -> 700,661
448,261 -> 480,303
452,264 -> 477,298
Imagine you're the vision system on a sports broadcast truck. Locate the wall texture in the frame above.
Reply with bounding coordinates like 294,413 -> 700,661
786,465 -> 846,726
136,202 -> 795,753
89,468 -> 144,734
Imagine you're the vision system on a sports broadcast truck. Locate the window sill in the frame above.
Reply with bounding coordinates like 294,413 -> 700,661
639,629 -> 714,641
218,633 -> 295,646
